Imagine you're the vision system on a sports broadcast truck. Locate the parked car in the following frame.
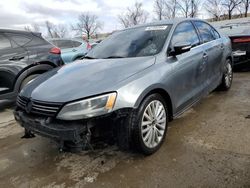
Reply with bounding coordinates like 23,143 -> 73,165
49,38 -> 88,64
14,19 -> 233,155
217,22 -> 250,69
0,29 -> 64,101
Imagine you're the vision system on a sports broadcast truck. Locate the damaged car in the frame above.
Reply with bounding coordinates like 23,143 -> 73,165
14,18 -> 233,155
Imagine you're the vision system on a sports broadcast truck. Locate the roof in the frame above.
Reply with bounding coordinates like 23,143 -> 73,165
0,28 -> 41,35
122,18 -> 206,30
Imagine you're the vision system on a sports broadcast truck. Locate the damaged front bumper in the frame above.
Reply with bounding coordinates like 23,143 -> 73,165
14,108 -> 132,151
14,110 -> 87,144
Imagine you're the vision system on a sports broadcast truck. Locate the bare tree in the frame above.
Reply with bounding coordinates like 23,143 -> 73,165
154,0 -> 166,20
45,21 -> 55,38
242,0 -> 250,17
45,21 -> 68,38
165,0 -> 178,18
24,26 -> 31,32
54,24 -> 68,38
178,0 -> 200,18
32,23 -> 41,33
24,23 -> 41,33
118,2 -> 148,28
72,13 -> 102,39
221,0 -> 242,19
205,0 -> 224,21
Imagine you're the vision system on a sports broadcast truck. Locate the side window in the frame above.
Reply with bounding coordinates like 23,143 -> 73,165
171,21 -> 200,47
0,35 -> 11,50
7,34 -> 31,47
194,21 -> 216,43
212,28 -> 220,39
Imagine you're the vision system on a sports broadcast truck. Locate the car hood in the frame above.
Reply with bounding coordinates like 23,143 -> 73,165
21,56 -> 155,103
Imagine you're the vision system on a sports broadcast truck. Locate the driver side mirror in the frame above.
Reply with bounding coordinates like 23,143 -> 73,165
169,42 -> 192,56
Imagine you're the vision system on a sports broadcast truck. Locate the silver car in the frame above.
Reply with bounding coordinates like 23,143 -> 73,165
14,18 -> 233,154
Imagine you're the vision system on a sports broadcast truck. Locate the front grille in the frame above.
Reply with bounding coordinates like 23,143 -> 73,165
16,96 -> 62,117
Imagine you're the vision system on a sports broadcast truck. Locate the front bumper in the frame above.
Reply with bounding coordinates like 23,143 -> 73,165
14,110 -> 87,143
14,108 -> 132,144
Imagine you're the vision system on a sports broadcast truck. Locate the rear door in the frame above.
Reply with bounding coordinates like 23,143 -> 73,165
168,21 -> 207,112
193,21 -> 223,91
0,34 -> 28,94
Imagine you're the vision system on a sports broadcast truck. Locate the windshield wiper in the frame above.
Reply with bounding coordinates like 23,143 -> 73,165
103,56 -> 125,59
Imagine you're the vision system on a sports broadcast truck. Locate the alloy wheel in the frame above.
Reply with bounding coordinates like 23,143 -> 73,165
141,100 -> 166,148
225,61 -> 233,87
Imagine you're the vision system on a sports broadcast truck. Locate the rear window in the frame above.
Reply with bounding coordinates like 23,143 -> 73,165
6,34 -> 32,47
27,35 -> 48,46
0,35 -> 11,50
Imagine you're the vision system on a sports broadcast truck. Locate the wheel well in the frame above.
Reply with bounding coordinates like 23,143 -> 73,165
14,63 -> 55,92
145,88 -> 173,121
226,56 -> 233,63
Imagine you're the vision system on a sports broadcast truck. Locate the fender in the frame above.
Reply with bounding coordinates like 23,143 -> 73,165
13,64 -> 54,93
134,84 -> 174,118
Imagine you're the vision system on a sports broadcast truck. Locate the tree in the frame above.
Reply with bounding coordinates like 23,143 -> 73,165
72,13 -> 102,39
154,0 -> 166,20
45,21 -> 55,38
221,0 -> 242,19
178,0 -> 200,18
118,2 -> 148,28
242,0 -> 250,17
55,24 -> 67,38
205,0 -> 224,21
154,0 -> 178,20
167,0 -> 178,18
45,21 -> 68,38
24,23 -> 41,33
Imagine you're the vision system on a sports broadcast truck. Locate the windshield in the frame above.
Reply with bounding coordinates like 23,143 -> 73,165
87,25 -> 172,59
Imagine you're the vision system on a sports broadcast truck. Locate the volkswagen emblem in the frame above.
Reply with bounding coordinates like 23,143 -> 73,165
25,101 -> 32,113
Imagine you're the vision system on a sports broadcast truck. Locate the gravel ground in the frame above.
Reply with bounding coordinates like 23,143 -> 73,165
0,72 -> 250,188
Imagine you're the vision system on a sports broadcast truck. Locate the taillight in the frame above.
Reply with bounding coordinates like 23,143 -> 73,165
232,37 -> 250,43
50,47 -> 61,54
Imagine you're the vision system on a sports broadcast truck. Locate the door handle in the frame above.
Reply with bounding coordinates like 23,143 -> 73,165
72,49 -> 77,52
220,44 -> 224,50
203,53 -> 208,59
9,56 -> 24,61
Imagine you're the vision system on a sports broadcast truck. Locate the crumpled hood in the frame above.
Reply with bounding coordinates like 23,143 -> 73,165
21,56 -> 155,103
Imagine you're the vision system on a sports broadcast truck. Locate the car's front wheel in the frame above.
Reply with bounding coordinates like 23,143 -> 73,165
118,94 -> 168,155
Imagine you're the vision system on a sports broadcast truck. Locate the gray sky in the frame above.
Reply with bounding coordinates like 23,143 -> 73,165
0,0 -> 206,34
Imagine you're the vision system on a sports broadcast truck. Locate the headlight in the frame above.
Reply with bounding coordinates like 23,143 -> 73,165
57,92 -> 117,120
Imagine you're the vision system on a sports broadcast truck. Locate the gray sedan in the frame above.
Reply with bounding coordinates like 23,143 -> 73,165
14,18 -> 233,155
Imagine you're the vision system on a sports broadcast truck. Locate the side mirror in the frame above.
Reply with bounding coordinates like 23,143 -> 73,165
169,42 -> 192,56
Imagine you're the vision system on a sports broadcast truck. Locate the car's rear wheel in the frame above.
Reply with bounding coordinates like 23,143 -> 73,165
118,94 -> 168,155
218,59 -> 233,91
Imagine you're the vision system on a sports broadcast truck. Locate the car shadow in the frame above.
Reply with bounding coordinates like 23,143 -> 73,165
0,100 -> 15,112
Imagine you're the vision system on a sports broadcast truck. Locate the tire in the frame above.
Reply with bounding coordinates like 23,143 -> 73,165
19,74 -> 40,91
117,93 -> 168,155
217,59 -> 233,91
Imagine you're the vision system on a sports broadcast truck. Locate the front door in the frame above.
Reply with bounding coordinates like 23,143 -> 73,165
167,21 -> 208,113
